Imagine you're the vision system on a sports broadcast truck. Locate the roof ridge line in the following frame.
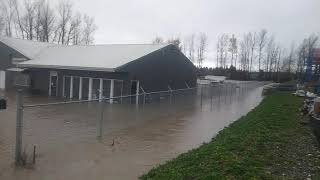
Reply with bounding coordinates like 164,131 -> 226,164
0,36 -> 171,46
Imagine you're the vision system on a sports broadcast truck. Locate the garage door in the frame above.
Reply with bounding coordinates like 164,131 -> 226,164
0,71 -> 5,90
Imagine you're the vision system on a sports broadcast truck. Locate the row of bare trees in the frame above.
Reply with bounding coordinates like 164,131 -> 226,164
152,33 -> 208,68
216,30 -> 280,73
216,30 -> 319,80
153,30 -> 319,81
296,35 -> 319,80
0,0 -> 97,45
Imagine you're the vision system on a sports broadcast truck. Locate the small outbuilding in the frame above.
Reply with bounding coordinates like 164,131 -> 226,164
0,37 -> 197,101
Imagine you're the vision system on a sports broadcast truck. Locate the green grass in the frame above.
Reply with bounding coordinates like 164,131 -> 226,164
141,92 -> 320,180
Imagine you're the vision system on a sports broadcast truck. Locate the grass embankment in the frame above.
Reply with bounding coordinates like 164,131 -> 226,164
141,93 -> 320,179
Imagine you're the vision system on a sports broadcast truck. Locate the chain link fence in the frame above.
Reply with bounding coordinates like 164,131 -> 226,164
14,81 -> 261,164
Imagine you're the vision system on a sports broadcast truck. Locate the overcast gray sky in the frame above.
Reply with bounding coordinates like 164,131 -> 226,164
71,0 -> 320,67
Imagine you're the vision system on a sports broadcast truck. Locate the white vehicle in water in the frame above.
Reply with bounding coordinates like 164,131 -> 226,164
197,75 -> 226,85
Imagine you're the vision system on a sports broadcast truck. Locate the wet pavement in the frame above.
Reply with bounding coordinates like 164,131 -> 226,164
0,82 -> 264,180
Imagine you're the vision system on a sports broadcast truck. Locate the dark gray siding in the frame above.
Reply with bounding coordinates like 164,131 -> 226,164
0,41 -> 27,70
26,68 -> 129,96
20,44 -> 196,97
116,44 -> 197,92
0,41 -> 28,90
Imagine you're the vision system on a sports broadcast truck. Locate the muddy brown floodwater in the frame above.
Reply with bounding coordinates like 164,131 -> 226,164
0,82 -> 264,180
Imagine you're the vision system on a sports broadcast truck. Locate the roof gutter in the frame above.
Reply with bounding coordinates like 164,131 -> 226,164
16,64 -> 116,72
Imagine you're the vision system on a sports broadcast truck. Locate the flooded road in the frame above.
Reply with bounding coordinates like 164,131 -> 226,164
0,82 -> 264,180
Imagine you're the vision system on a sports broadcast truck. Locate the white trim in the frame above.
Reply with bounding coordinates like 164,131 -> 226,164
110,79 -> 114,104
62,76 -> 65,97
6,68 -> 25,72
0,71 -> 6,90
99,78 -> 103,102
120,80 -> 123,103
79,77 -> 82,100
70,76 -> 73,99
49,76 -> 52,96
12,58 -> 28,65
88,78 -> 93,100
17,64 -> 115,72
56,75 -> 59,96
136,81 -> 140,105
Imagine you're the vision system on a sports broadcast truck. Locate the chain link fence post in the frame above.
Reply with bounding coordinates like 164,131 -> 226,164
97,100 -> 104,139
210,85 -> 213,108
15,89 -> 23,165
200,85 -> 203,107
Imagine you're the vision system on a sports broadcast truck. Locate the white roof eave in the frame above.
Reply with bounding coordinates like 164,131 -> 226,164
17,64 -> 116,72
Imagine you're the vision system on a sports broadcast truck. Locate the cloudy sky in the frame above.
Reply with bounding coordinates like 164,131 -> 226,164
71,0 -> 320,67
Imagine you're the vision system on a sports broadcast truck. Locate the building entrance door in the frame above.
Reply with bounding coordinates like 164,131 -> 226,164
131,80 -> 139,104
49,71 -> 58,96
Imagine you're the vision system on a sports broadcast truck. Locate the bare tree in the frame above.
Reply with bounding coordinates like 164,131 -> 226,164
1,0 -> 15,37
0,5 -> 5,35
296,34 -> 319,80
185,34 -> 195,62
69,13 -> 82,45
152,36 -> 164,44
197,33 -> 208,67
10,0 -> 27,39
264,37 -> 282,79
216,39 -> 220,68
0,0 -> 96,44
22,0 -> 37,40
82,14 -> 96,45
34,0 -> 42,41
57,0 -> 72,44
240,33 -> 251,72
286,44 -> 295,73
217,34 -> 229,68
257,29 -> 268,72
265,37 -> 273,73
228,34 -> 238,68
167,37 -> 182,50
276,47 -> 282,82
38,0 -> 55,42
248,32 -> 257,73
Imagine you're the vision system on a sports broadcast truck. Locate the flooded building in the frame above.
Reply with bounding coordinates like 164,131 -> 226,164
0,37 -> 196,100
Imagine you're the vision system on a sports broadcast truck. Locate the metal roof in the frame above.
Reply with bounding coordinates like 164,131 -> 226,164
18,44 -> 168,71
0,36 -> 54,59
0,37 -> 169,72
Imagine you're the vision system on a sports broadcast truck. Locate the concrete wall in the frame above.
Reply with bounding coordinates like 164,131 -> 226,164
117,44 -> 197,92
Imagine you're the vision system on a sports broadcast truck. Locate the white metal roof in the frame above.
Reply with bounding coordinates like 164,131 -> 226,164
0,37 -> 169,72
18,43 -> 168,71
0,36 -> 54,59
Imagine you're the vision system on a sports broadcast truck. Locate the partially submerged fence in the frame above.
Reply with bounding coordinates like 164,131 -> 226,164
14,81 -> 260,164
